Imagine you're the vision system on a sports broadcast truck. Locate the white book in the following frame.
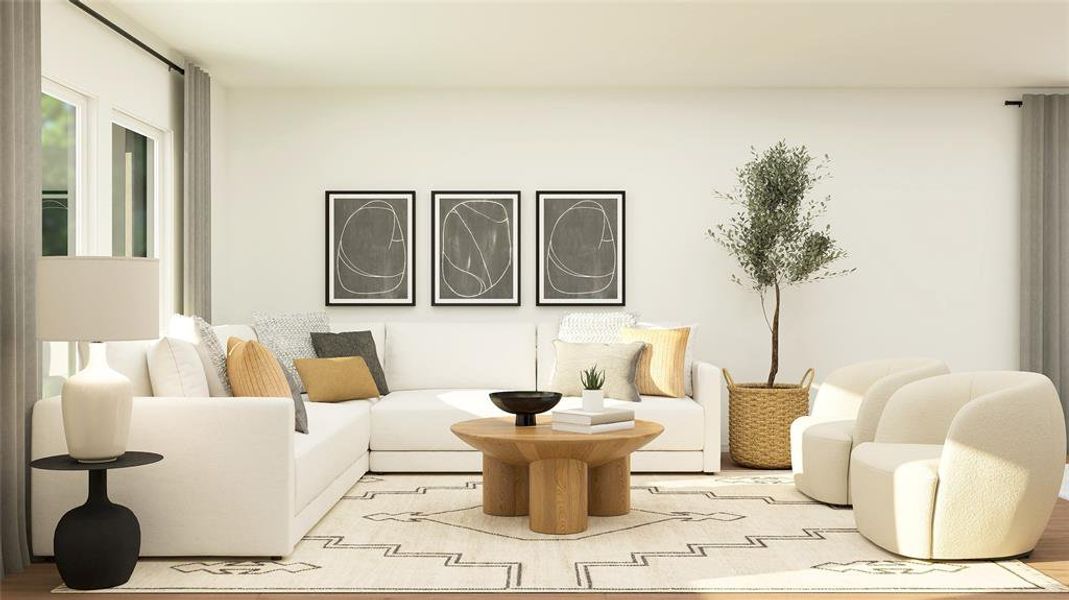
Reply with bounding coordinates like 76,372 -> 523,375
552,420 -> 635,434
551,407 -> 634,425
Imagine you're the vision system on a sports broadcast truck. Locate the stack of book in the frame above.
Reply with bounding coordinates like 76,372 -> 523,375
550,407 -> 635,434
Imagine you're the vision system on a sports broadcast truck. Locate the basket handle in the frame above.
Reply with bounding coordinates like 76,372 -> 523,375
799,368 -> 815,389
722,368 -> 736,388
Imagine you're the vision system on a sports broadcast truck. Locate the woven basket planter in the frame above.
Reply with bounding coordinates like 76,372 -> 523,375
724,368 -> 813,469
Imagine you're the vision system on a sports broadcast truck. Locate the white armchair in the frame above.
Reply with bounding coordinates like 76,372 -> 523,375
851,371 -> 1066,560
791,358 -> 949,505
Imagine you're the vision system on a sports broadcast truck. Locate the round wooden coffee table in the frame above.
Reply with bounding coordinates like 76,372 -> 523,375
451,417 -> 663,534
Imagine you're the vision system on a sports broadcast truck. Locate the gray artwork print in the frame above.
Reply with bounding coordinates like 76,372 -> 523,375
333,196 -> 409,300
437,196 -> 516,301
542,196 -> 621,301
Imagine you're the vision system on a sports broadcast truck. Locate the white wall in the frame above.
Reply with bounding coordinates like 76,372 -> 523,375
215,88 -> 1021,421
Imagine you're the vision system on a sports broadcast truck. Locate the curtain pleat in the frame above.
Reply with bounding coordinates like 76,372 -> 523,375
0,0 -> 42,577
1020,93 -> 1069,435
183,63 -> 212,320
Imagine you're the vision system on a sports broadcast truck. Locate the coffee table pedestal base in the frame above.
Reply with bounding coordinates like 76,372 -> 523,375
480,455 -> 634,534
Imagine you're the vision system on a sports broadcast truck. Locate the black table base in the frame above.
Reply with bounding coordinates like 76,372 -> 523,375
32,451 -> 163,590
55,470 -> 140,590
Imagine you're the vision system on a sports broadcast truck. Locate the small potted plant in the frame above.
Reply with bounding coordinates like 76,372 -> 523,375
580,365 -> 606,412
709,141 -> 853,468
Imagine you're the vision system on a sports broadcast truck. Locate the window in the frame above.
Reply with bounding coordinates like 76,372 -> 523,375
41,93 -> 77,256
111,123 -> 155,258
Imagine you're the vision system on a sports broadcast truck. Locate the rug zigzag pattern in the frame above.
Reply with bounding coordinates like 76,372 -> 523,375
63,473 -> 1067,593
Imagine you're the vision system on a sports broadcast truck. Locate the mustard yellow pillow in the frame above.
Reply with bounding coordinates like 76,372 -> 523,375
618,326 -> 690,398
226,338 -> 291,398
294,356 -> 379,402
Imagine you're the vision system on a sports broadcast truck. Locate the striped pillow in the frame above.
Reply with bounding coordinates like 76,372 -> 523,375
618,326 -> 691,398
226,337 -> 291,398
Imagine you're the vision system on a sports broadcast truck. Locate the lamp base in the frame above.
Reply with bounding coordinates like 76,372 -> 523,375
62,343 -> 133,463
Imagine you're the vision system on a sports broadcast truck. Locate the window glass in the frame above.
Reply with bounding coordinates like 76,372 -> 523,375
111,124 -> 155,257
41,94 -> 76,257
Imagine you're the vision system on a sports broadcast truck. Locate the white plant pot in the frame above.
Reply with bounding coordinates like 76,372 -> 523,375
582,389 -> 605,412
62,342 -> 133,462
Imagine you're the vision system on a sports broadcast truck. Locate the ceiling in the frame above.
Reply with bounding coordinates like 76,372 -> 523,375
102,0 -> 1069,89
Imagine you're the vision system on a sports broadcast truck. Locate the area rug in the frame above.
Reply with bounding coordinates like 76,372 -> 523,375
60,473 -> 1067,593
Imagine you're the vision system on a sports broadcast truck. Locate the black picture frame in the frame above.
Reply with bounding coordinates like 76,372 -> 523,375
536,190 -> 626,306
325,190 -> 416,306
431,190 -> 521,306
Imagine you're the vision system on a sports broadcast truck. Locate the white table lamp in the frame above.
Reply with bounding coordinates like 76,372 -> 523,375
37,257 -> 160,462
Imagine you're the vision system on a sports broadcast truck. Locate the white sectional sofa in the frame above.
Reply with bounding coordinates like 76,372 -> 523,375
32,320 -> 721,558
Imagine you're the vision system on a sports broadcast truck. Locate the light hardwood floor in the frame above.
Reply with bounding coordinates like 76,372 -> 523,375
3,454 -> 1068,600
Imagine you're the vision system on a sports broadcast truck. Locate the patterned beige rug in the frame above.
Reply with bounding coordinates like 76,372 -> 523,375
60,473 -> 1067,593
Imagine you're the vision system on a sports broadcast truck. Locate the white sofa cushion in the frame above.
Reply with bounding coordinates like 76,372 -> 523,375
147,337 -> 210,397
294,400 -> 371,513
370,389 -> 704,452
850,442 -> 942,558
384,322 -> 535,390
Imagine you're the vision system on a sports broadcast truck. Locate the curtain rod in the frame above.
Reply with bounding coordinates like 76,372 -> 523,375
1005,100 -> 1023,107
67,0 -> 185,76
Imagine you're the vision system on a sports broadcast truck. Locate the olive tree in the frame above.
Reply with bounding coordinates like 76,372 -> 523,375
709,141 -> 854,387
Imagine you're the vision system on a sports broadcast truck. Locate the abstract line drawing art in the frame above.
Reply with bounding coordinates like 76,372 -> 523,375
432,191 -> 520,305
537,191 -> 625,306
326,191 -> 415,305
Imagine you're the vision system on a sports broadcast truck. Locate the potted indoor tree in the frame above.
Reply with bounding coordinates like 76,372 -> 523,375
709,141 -> 853,468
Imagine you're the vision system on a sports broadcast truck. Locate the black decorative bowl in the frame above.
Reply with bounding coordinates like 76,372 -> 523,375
489,391 -> 563,426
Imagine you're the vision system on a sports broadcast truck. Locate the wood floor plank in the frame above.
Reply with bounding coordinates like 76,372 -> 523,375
4,454 -> 1067,599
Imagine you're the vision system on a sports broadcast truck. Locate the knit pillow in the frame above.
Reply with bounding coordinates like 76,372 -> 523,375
252,311 -> 330,391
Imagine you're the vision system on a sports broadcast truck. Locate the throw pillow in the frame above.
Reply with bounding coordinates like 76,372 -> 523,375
146,337 -> 210,397
634,321 -> 698,396
277,356 -> 309,434
310,331 -> 389,395
294,357 -> 380,402
167,314 -> 231,397
619,326 -> 691,398
550,340 -> 644,402
226,337 -> 292,398
557,311 -> 638,343
252,311 -> 330,391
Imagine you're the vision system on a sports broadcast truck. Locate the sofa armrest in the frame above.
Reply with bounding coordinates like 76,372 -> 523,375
692,360 -> 723,472
32,394 -> 297,557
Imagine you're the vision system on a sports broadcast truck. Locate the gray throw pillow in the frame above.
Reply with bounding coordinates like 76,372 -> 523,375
277,356 -> 309,434
550,340 -> 644,402
310,331 -> 389,395
252,311 -> 329,392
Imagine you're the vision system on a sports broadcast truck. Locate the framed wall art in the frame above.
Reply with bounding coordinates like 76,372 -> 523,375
537,190 -> 625,306
432,190 -> 520,305
326,190 -> 415,305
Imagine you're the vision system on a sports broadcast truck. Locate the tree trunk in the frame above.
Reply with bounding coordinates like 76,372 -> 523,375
767,282 -> 780,387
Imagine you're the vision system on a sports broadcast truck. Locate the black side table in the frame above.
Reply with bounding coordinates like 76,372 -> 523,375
31,451 -> 163,590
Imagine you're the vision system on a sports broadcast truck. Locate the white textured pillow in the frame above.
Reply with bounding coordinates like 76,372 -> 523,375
168,314 -> 231,396
558,312 -> 638,343
550,340 -> 644,402
147,337 -> 210,397
252,311 -> 330,391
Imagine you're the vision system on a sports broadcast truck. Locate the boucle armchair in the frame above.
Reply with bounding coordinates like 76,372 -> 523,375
851,371 -> 1066,560
791,358 -> 949,505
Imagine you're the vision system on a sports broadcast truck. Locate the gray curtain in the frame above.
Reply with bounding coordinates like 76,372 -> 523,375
183,63 -> 212,320
0,0 -> 41,577
1020,93 -> 1069,432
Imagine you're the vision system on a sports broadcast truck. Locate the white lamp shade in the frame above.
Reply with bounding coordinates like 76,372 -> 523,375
37,257 -> 160,342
